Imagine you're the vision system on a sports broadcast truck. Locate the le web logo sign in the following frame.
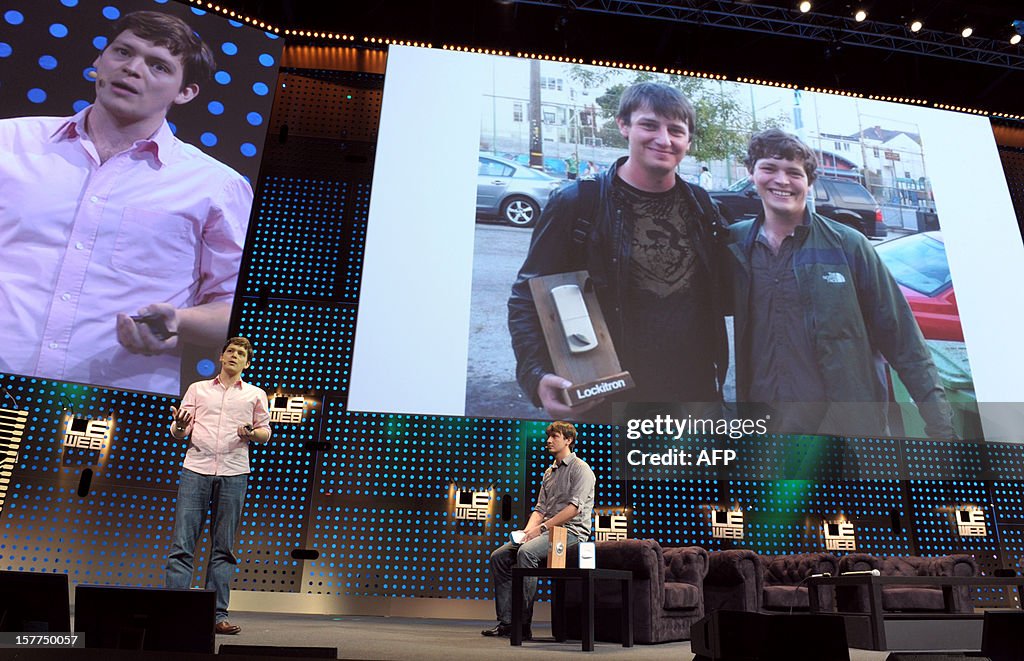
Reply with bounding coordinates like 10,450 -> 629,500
454,490 -> 490,521
594,514 -> 628,542
823,521 -> 856,551
956,508 -> 986,537
712,510 -> 744,540
63,416 -> 112,450
269,395 -> 305,425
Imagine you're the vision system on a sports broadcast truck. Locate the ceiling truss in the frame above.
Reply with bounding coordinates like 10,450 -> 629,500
515,0 -> 1024,70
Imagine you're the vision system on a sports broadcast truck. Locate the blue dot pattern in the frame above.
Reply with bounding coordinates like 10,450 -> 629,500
1,0 -> 281,190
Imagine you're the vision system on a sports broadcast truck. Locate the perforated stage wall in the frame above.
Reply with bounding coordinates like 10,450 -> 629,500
2,52 -> 1024,612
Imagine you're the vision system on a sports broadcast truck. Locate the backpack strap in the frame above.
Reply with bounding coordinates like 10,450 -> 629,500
571,178 -> 600,247
688,181 -> 725,241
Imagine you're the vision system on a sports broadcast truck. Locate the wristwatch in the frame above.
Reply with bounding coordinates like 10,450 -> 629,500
539,523 -> 549,534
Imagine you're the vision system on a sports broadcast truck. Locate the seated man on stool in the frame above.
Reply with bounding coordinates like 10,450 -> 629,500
482,421 -> 596,639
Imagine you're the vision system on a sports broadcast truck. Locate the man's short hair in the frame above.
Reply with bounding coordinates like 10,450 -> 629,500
222,336 -> 254,362
546,421 -> 578,445
109,11 -> 216,88
616,82 -> 696,135
744,128 -> 819,184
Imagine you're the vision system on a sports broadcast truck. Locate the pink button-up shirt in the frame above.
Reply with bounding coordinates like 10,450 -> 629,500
176,376 -> 271,476
0,107 -> 253,394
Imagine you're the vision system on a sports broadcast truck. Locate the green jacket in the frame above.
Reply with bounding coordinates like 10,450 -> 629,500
726,212 -> 954,438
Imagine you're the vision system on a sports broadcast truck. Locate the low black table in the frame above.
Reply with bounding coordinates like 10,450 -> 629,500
510,566 -> 633,651
807,574 -> 1024,650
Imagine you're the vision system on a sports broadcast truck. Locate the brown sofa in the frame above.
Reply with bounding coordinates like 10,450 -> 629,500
837,553 -> 977,613
704,550 -> 839,613
562,540 -> 709,643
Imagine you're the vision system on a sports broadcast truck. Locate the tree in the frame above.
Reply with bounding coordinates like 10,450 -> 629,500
567,66 -> 786,162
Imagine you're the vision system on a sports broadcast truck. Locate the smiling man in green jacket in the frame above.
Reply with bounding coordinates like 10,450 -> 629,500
726,129 -> 953,439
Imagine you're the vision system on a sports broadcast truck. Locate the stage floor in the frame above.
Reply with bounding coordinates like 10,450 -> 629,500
212,611 -> 895,660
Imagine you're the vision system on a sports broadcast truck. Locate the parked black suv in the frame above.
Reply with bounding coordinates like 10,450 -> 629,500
709,176 -> 887,238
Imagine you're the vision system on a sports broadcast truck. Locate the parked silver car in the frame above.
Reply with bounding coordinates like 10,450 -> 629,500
477,154 -> 562,227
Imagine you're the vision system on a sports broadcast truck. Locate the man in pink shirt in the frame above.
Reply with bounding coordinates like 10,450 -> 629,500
166,336 -> 271,635
0,10 -> 252,395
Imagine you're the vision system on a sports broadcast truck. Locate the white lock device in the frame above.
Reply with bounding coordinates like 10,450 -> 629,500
551,284 -> 598,353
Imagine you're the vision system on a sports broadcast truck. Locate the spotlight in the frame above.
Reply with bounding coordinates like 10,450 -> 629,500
961,27 -> 973,38
799,1 -> 811,13
854,9 -> 866,22
1013,20 -> 1024,44
910,20 -> 922,32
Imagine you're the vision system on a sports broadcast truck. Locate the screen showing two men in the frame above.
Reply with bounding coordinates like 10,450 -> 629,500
350,46 -> 1024,442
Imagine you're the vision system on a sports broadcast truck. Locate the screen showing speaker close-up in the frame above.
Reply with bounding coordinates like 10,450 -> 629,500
0,0 -> 282,397
350,45 -> 1024,442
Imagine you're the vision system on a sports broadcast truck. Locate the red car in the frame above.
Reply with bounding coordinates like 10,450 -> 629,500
875,231 -> 963,341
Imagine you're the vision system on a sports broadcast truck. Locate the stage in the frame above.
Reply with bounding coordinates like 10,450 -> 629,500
171,611 -> 895,659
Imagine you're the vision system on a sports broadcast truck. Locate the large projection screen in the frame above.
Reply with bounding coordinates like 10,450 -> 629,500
351,45 -> 1024,441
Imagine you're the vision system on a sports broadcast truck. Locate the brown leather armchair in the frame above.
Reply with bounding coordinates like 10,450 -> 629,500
704,548 -> 763,613
562,540 -> 709,643
760,552 -> 839,612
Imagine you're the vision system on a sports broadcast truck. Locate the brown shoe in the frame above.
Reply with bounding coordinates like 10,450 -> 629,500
215,621 -> 241,635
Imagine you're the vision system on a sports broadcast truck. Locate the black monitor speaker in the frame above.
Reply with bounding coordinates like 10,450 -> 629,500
692,610 -> 849,661
0,570 -> 70,632
982,610 -> 1024,661
74,585 -> 215,653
